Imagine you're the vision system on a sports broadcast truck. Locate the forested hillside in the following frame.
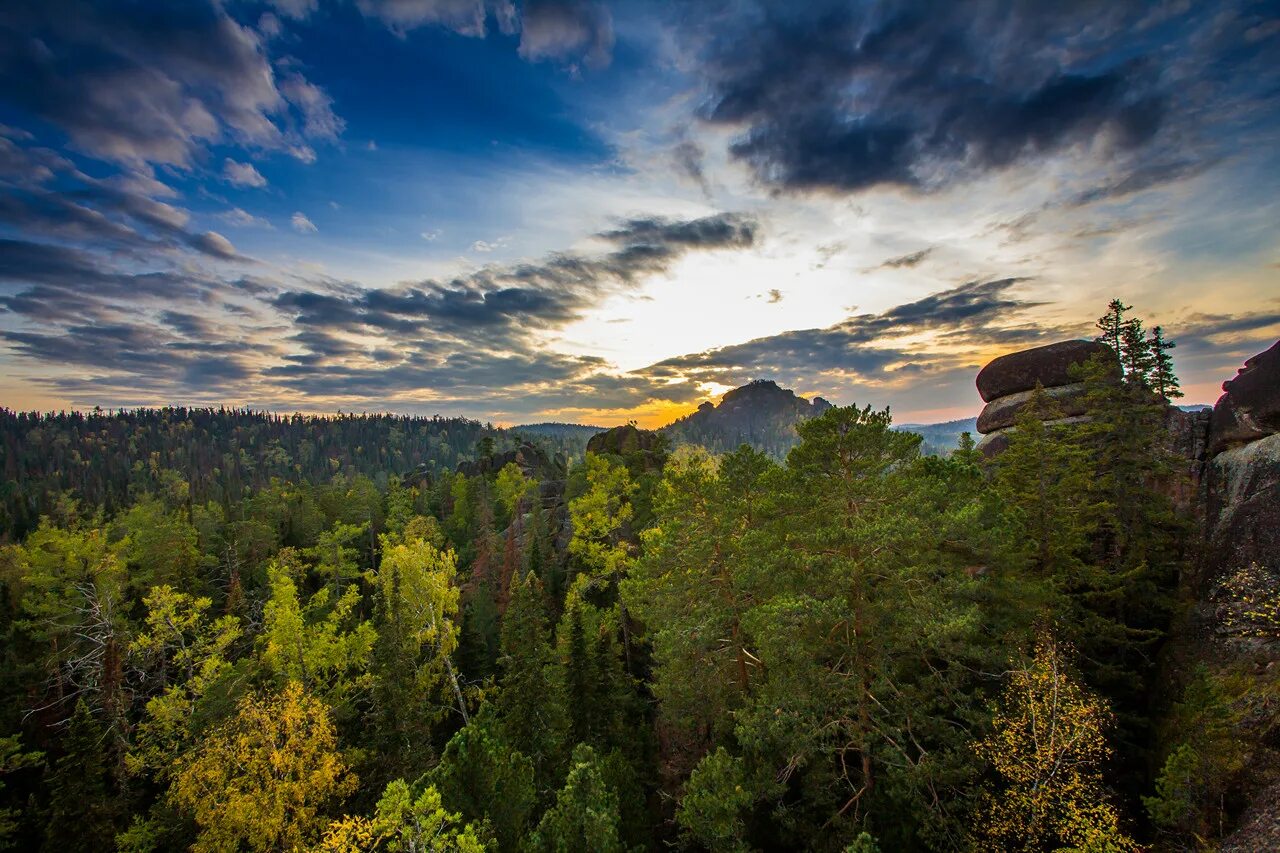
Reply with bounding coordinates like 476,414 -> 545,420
0,409 -> 600,543
0,304 -> 1273,851
661,379 -> 832,458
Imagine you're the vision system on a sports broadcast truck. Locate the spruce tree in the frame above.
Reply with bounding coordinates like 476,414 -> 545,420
1095,298 -> 1130,356
42,701 -> 119,853
1120,316 -> 1155,388
495,573 -> 565,793
1148,326 -> 1182,401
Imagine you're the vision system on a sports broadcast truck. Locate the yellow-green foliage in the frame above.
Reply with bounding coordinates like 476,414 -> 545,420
318,780 -> 486,852
974,635 -> 1135,852
127,585 -> 241,778
1218,563 -> 1280,640
171,682 -> 356,852
260,549 -> 377,707
568,454 -> 635,580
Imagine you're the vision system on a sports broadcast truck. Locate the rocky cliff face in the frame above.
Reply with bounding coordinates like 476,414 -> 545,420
973,337 -> 1280,849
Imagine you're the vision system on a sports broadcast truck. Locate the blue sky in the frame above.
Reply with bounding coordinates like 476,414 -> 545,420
0,0 -> 1278,425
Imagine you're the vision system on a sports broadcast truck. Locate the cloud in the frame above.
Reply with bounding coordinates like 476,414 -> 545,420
268,0 -> 318,21
0,134 -> 258,260
218,207 -> 273,229
678,1 -> 1264,195
1067,159 -> 1214,207
274,211 -> 759,347
223,159 -> 268,188
187,231 -> 239,259
636,277 -> 1047,391
291,212 -> 318,233
0,1 -> 341,168
279,73 -> 345,140
519,0 -> 614,68
421,229 -> 442,241
595,212 -> 758,249
873,247 -> 933,270
355,0 -> 497,36
670,139 -> 711,195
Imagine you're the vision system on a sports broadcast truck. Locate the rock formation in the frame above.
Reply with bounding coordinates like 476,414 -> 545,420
973,339 -> 1117,456
586,423 -> 667,472
974,336 -> 1280,850
1207,339 -> 1280,457
454,440 -> 562,482
661,379 -> 832,459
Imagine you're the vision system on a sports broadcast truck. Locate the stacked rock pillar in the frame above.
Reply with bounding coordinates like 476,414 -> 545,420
973,339 -> 1117,457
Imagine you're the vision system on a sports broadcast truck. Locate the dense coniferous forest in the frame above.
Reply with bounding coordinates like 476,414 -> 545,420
0,409 -> 598,543
0,304 -> 1272,851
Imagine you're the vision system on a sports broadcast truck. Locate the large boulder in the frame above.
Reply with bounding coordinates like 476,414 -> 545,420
587,424 -> 667,471
976,340 -> 1116,402
1199,432 -> 1280,591
975,415 -> 1092,459
1207,340 -> 1280,457
976,382 -> 1090,434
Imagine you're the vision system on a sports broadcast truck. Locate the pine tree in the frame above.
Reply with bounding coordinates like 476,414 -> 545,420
562,604 -> 592,749
994,386 -> 1094,581
1148,325 -> 1182,401
528,744 -> 625,853
431,712 -> 536,850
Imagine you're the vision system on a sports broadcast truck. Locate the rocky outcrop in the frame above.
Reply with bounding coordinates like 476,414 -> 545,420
976,339 -> 1115,402
975,382 -> 1090,433
1199,432 -> 1280,590
587,424 -> 661,457
662,379 -> 832,459
587,424 -> 667,471
1207,340 -> 1280,457
456,440 -> 562,481
974,340 -> 1118,457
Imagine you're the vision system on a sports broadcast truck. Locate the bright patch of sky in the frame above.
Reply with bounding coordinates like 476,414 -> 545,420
0,1 -> 1277,425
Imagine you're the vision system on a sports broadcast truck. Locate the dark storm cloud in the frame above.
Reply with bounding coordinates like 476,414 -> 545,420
0,0 -> 340,167
637,277 -> 1045,388
682,0 -> 1275,194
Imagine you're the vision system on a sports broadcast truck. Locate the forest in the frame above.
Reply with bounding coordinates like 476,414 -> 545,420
0,303 -> 1268,851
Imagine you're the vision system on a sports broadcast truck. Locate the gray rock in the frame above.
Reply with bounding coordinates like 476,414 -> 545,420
1200,433 -> 1280,590
974,416 -> 1092,459
976,382 -> 1090,434
1208,339 -> 1280,457
976,339 -> 1117,402
975,429 -> 1011,458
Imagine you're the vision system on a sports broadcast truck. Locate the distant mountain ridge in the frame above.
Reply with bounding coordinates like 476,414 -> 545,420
894,417 -> 979,455
660,379 -> 833,458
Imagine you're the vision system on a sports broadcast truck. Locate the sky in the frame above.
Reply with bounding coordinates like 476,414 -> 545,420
0,0 -> 1278,427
